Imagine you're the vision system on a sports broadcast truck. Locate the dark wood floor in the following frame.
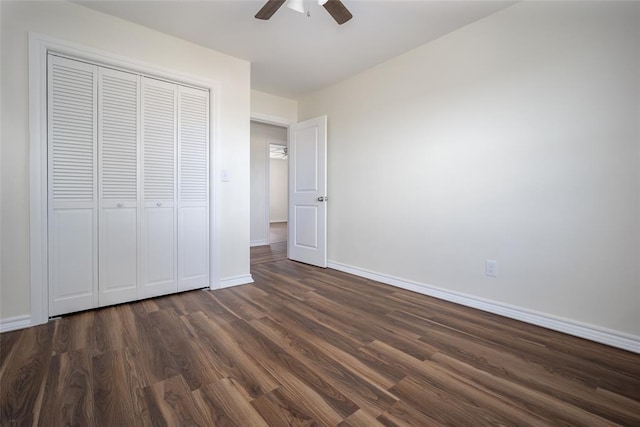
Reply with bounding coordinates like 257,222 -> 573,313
2,244 -> 640,426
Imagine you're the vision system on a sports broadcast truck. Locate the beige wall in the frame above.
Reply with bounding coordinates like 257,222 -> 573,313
299,1 -> 640,338
0,1 -> 251,320
251,90 -> 298,124
250,122 -> 287,245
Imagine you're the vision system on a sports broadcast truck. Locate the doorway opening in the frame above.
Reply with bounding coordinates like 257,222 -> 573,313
250,115 -> 327,267
250,121 -> 288,248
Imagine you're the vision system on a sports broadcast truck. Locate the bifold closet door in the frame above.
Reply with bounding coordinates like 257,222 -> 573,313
178,86 -> 210,291
48,55 -> 99,316
48,57 -> 210,316
98,67 -> 139,306
140,77 -> 178,299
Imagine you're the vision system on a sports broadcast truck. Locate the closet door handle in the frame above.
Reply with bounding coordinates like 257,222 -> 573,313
156,202 -> 162,207
117,203 -> 123,208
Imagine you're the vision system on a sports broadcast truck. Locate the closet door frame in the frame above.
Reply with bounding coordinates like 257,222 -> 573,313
28,33 -> 220,326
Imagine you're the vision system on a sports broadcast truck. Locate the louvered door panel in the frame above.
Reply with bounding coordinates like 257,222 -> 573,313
143,80 -> 176,201
179,89 -> 208,202
48,55 -> 98,316
100,69 -> 138,200
140,77 -> 177,298
50,59 -> 96,201
98,68 -> 139,306
178,86 -> 209,291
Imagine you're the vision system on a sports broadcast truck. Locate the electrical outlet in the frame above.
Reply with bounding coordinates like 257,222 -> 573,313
485,260 -> 498,277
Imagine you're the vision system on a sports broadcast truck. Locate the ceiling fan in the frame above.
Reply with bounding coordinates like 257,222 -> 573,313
255,0 -> 353,25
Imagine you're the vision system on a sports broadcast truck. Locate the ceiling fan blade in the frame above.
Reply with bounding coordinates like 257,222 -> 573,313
323,0 -> 353,25
255,0 -> 286,20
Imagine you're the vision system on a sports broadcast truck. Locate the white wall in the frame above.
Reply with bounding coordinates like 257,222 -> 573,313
298,1 -> 640,343
251,90 -> 298,124
0,1 -> 251,321
250,122 -> 287,245
270,158 -> 288,223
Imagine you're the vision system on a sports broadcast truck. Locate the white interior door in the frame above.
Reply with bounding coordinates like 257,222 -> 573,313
288,116 -> 327,267
98,67 -> 139,306
177,86 -> 210,291
48,55 -> 99,316
140,77 -> 178,299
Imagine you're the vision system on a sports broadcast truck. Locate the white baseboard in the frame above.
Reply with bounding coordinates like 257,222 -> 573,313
250,239 -> 269,247
327,260 -> 640,354
217,274 -> 254,289
0,314 -> 32,333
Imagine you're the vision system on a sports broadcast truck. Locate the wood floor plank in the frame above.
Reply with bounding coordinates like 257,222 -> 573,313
390,375 -> 540,427
273,300 -> 370,351
303,277 -> 395,319
362,341 -> 554,425
213,287 -> 271,320
129,309 -> 182,384
89,307 -> 127,356
431,351 -> 635,426
143,375 -> 209,427
0,323 -> 54,425
416,314 -> 640,406
386,294 -> 553,348
0,330 -> 20,367
299,292 -> 435,360
183,311 -> 280,400
250,387 -> 319,427
265,308 -> 405,389
248,275 -> 314,306
210,316 -> 348,425
193,377 -> 269,427
93,349 -> 149,426
198,292 -> 243,324
37,350 -> 93,426
249,316 -> 399,416
117,303 -> 145,353
392,306 -> 640,401
175,316 -> 227,385
140,298 -> 161,313
425,325 -> 640,424
377,400 -> 442,427
1,242 -> 639,426
545,334 -> 640,380
221,318 -> 360,419
339,409 -> 386,427
50,312 -> 93,355
146,309 -> 216,391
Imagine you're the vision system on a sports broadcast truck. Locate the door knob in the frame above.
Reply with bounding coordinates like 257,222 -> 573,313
156,202 -> 162,207
117,203 -> 123,208
317,196 -> 327,202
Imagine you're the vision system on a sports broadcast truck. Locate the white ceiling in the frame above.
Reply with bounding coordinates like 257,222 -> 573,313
76,0 -> 514,98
